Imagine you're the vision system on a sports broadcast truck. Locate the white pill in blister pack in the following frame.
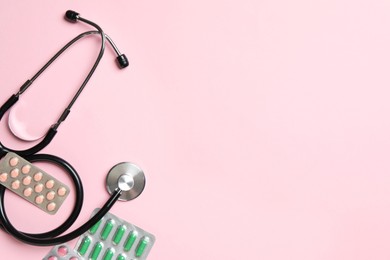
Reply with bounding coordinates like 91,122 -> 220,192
0,152 -> 70,214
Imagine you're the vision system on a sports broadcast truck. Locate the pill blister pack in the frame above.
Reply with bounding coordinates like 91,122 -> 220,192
74,209 -> 155,260
0,152 -> 69,214
42,244 -> 84,260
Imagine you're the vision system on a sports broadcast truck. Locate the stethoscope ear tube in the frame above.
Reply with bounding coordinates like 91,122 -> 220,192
2,11 -> 129,146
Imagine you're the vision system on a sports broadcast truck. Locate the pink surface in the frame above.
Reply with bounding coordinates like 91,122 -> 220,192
0,1 -> 390,259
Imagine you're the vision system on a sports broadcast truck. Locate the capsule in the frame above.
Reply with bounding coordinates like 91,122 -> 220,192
136,237 -> 150,257
116,254 -> 126,260
90,242 -> 103,260
103,248 -> 115,260
113,225 -> 126,245
90,219 -> 102,235
78,236 -> 91,256
124,231 -> 137,251
101,219 -> 114,240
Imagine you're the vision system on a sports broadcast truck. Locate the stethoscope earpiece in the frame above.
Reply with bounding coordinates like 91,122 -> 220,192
117,54 -> 129,69
106,162 -> 145,201
65,10 -> 80,23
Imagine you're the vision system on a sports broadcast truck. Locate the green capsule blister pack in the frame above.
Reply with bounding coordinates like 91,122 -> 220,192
75,209 -> 155,260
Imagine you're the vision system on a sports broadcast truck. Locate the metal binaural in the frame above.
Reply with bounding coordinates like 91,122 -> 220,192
106,162 -> 146,201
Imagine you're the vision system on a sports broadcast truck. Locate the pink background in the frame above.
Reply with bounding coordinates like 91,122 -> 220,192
0,0 -> 390,259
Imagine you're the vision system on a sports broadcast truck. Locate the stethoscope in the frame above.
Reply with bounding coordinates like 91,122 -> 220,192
0,10 -> 145,246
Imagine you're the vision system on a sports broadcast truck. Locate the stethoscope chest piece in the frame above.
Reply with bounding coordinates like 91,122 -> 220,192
106,162 -> 146,201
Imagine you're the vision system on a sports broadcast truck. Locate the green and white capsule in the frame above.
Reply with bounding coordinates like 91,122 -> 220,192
101,219 -> 115,240
136,237 -> 150,257
78,236 -> 92,256
124,231 -> 138,252
113,225 -> 126,245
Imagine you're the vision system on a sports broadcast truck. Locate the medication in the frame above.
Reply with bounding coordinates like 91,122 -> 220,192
75,209 -> 155,259
43,244 -> 85,260
0,152 -> 69,214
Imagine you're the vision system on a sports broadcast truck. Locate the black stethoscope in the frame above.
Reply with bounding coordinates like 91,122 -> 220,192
0,10 -> 145,246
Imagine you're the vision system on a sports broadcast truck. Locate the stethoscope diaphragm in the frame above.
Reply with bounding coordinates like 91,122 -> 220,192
106,162 -> 146,201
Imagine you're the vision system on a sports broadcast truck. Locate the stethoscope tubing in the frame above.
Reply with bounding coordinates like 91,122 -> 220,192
0,153 -> 124,246
0,186 -> 122,246
0,11 -> 128,246
0,29 -> 125,157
